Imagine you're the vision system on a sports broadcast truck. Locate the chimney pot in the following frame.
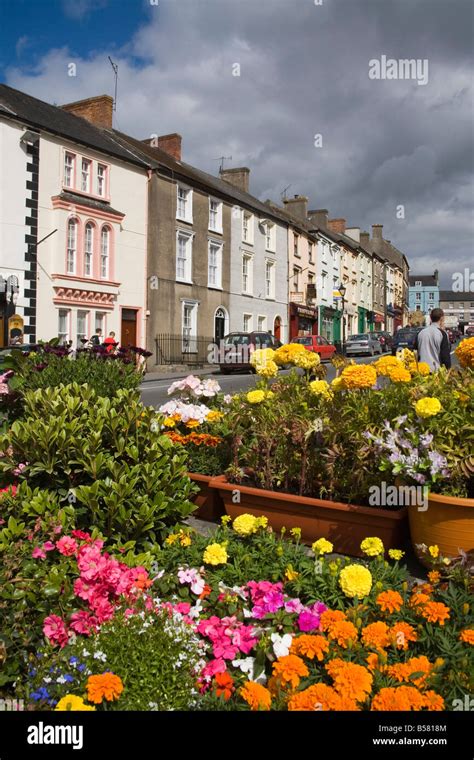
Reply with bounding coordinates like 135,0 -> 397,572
219,167 -> 250,193
327,217 -> 346,234
61,95 -> 114,128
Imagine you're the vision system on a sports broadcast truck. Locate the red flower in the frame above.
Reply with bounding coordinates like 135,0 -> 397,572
214,672 -> 234,701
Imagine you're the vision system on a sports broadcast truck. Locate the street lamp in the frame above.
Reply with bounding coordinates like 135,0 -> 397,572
338,282 -> 347,355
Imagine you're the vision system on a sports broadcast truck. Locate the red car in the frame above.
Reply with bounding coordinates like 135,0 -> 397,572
291,335 -> 336,361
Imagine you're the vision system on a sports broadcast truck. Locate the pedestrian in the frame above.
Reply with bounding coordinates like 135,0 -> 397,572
414,308 -> 451,372
104,331 -> 117,354
90,328 -> 102,346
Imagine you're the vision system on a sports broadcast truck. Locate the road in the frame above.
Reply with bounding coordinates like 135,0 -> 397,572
140,354 -> 382,408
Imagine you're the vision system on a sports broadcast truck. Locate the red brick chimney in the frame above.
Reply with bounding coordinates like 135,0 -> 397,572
220,167 -> 250,193
157,133 -> 182,161
61,95 -> 114,128
283,194 -> 308,221
328,218 -> 346,234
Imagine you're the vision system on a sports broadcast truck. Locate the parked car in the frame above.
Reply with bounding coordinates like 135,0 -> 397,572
465,325 -> 474,337
218,331 -> 280,374
373,331 -> 394,353
391,327 -> 423,355
345,333 -> 383,357
291,335 -> 337,361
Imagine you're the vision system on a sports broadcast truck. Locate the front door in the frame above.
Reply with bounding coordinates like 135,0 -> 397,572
214,308 -> 226,343
121,308 -> 137,348
274,316 -> 281,341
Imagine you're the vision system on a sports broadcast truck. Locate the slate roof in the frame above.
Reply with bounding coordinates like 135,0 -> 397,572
439,290 -> 474,301
409,275 -> 438,286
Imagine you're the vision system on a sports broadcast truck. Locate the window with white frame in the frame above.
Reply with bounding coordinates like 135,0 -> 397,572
64,152 -> 75,188
66,218 -> 77,274
293,266 -> 300,291
242,254 -> 253,294
257,315 -> 266,331
293,233 -> 300,257
177,185 -> 192,222
176,231 -> 193,282
209,199 -> 222,233
58,309 -> 70,344
81,159 -> 91,193
265,259 -> 275,299
208,241 -> 223,288
265,222 -> 276,251
100,226 -> 110,279
308,243 -> 314,263
416,292 -> 421,302
95,312 -> 105,334
242,211 -> 253,244
321,272 -> 327,292
77,310 -> 89,346
243,313 -> 252,332
428,292 -> 434,301
415,280 -> 422,286
84,222 -> 94,276
97,164 -> 107,197
182,301 -> 198,352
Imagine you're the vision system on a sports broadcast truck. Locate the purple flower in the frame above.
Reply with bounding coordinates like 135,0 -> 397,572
297,610 -> 321,632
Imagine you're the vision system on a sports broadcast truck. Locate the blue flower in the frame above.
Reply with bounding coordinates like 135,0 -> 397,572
64,674 -> 74,683
28,668 -> 37,678
69,656 -> 78,665
77,664 -> 86,672
31,687 -> 50,701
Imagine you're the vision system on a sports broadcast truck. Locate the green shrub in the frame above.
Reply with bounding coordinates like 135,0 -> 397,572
0,384 -> 196,546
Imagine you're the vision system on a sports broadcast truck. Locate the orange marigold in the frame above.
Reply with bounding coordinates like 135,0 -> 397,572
320,609 -> 346,632
86,673 -> 124,704
326,658 -> 373,703
371,685 -> 426,711
420,601 -> 450,625
366,652 -> 386,672
288,682 -> 358,711
390,622 -> 418,650
376,590 -> 403,614
423,690 -> 445,711
214,672 -> 234,701
240,681 -> 271,711
272,654 -> 309,690
361,621 -> 391,650
387,656 -> 433,688
290,635 -> 329,661
409,590 -> 431,608
428,570 -> 441,585
460,629 -> 474,645
327,620 -> 358,648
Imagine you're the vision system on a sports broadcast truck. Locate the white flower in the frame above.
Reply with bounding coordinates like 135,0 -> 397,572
93,651 -> 107,662
56,676 -> 66,684
242,608 -> 253,618
271,632 -> 293,659
43,677 -> 52,684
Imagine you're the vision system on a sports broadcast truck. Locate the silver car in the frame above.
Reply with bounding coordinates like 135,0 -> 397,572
345,333 -> 383,356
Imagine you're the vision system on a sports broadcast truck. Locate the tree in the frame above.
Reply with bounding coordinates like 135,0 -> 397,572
408,310 -> 425,327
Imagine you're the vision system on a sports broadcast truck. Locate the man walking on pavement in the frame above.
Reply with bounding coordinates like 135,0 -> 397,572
414,308 -> 451,372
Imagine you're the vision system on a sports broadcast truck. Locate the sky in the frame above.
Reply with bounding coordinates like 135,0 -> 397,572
0,0 -> 473,287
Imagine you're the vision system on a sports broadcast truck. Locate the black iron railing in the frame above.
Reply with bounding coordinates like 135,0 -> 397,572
155,334 -> 216,365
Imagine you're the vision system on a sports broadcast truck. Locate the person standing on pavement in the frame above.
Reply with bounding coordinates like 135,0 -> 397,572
414,308 -> 451,372
104,331 -> 117,354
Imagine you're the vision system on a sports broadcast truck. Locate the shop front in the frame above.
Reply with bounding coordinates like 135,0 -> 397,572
373,312 -> 385,331
289,303 -> 318,339
318,305 -> 340,343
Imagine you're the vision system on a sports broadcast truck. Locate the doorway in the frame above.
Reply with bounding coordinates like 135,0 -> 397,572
214,307 -> 228,343
273,316 -> 281,341
121,308 -> 137,348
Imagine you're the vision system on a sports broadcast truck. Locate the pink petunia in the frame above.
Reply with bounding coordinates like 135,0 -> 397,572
297,610 -> 321,632
56,536 -> 78,556
32,547 -> 46,560
43,541 -> 56,552
71,529 -> 91,541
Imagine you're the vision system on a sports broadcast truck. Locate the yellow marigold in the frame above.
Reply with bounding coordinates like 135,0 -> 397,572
327,620 -> 358,648
293,351 -> 321,370
374,356 -> 403,376
272,654 -> 309,690
460,629 -> 474,645
339,564 -> 372,599
455,336 -> 474,368
360,536 -> 384,557
312,537 -> 333,555
326,659 -> 373,703
290,634 -> 329,661
341,364 -> 377,389
388,549 -> 405,561
387,366 -> 412,383
428,544 -> 439,558
55,694 -> 96,711
163,416 -> 176,427
285,565 -> 299,582
398,348 -> 416,366
240,681 -> 271,711
250,347 -> 275,366
246,390 -> 265,404
309,379 -> 331,398
361,621 -> 391,650
165,533 -> 179,545
254,360 -> 279,378
415,397 -> 442,418
186,419 -> 200,428
320,609 -> 347,632
288,683 -> 358,711
221,515 -> 231,525
255,515 -> 268,529
387,656 -> 433,688
376,590 -> 403,614
86,673 -> 124,704
232,513 -> 258,536
331,375 -> 345,391
390,622 -> 418,650
179,532 -> 192,547
412,361 -> 431,376
371,685 -> 426,711
420,601 -> 450,625
206,410 -> 224,422
203,542 -> 228,566
273,343 -> 306,366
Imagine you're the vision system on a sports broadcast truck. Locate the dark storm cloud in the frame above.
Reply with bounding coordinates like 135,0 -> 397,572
7,0 -> 474,284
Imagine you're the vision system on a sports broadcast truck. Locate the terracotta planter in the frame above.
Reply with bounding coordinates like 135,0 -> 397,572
210,475 -> 408,558
408,491 -> 474,563
188,472 -> 225,522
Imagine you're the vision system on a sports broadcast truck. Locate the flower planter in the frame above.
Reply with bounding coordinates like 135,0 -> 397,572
210,475 -> 408,557
188,472 -> 225,522
409,491 -> 474,564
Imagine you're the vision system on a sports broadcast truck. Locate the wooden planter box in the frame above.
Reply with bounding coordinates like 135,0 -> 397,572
210,475 -> 408,558
188,472 -> 225,522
